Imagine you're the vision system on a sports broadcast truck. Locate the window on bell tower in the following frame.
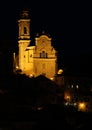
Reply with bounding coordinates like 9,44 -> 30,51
24,27 -> 27,34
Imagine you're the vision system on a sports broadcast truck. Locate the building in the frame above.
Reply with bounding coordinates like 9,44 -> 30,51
13,10 -> 58,80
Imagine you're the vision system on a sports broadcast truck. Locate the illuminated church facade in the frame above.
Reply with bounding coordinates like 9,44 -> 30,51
13,10 -> 58,80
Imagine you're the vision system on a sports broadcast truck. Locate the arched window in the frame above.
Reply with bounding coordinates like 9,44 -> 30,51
42,51 -> 45,58
40,51 -> 47,58
24,27 -> 27,34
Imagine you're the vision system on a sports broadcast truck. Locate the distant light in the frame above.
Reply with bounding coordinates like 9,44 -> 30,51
29,74 -> 33,77
64,92 -> 71,102
16,66 -> 19,69
66,95 -> 70,100
57,69 -> 63,74
65,102 -> 68,106
50,77 -> 54,80
78,102 -> 86,111
74,103 -> 77,106
37,107 -> 43,110
76,85 -> 79,89
71,85 -> 73,88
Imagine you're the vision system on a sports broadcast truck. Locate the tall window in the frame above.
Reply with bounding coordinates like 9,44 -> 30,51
24,27 -> 27,34
40,51 -> 47,58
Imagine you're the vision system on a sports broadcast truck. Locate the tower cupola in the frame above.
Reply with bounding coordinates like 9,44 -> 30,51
18,10 -> 31,40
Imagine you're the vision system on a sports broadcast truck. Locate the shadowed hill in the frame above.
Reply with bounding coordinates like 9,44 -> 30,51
1,74 -> 92,129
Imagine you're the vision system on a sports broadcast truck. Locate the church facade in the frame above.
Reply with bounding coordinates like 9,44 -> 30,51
13,10 -> 58,80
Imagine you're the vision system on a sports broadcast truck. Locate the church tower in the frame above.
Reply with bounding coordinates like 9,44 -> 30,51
18,10 -> 31,70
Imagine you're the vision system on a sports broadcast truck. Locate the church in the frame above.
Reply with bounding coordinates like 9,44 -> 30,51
13,10 -> 58,80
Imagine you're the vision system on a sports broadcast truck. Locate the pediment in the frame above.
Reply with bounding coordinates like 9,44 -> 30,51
35,34 -> 51,42
39,35 -> 51,41
35,34 -> 52,49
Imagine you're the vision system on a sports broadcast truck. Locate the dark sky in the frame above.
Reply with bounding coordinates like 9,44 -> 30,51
0,0 -> 92,76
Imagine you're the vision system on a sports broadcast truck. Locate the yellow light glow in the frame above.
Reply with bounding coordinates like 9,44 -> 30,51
64,93 -> 71,101
50,77 -> 54,80
29,74 -> 34,77
57,69 -> 63,74
78,102 -> 86,111
16,66 -> 19,69
66,95 -> 70,101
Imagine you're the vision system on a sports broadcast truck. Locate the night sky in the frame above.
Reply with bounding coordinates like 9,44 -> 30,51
0,0 -> 92,76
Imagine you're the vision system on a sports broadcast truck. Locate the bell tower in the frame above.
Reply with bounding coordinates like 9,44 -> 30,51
18,10 -> 31,70
18,10 -> 31,40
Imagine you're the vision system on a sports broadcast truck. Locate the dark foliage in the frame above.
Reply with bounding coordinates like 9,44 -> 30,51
0,74 -> 92,130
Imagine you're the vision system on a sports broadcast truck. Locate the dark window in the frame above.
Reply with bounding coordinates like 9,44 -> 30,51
30,54 -> 32,57
24,27 -> 27,34
46,53 -> 48,58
